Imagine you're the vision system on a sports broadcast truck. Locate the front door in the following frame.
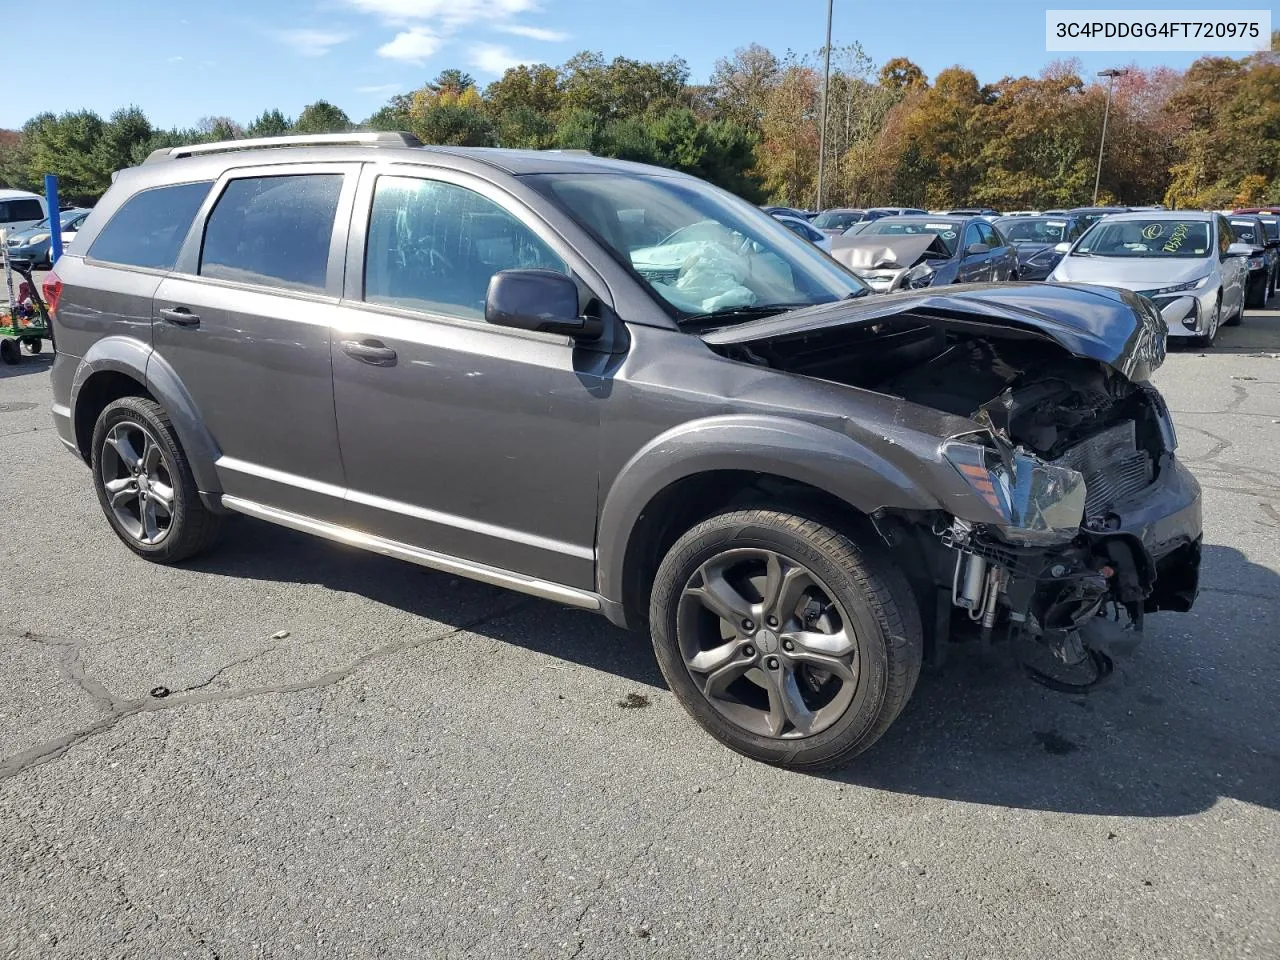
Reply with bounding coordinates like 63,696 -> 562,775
155,165 -> 358,521
330,168 -> 606,589
957,222 -> 990,282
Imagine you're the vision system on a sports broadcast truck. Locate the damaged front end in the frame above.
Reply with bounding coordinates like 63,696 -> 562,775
703,283 -> 1202,692
927,359 -> 1201,691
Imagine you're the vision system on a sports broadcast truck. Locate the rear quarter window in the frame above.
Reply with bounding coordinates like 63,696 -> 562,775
87,181 -> 212,269
1,198 -> 44,223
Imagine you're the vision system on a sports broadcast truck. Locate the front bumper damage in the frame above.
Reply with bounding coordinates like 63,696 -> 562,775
939,452 -> 1201,690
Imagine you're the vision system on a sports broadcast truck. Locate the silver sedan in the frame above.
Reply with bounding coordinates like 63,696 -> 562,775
1048,211 -> 1249,347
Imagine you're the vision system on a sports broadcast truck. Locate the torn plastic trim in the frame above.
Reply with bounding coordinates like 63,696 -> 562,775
940,432 -> 1086,544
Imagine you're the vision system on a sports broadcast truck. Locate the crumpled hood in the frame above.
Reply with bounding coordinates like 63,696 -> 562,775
1050,255 -> 1212,290
829,233 -> 943,272
702,282 -> 1168,381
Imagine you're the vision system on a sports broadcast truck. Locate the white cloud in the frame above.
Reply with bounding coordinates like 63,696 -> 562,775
275,28 -> 350,56
378,27 -> 443,64
357,83 -> 402,95
167,55 -> 184,63
344,0 -> 538,27
468,43 -> 533,75
495,24 -> 567,42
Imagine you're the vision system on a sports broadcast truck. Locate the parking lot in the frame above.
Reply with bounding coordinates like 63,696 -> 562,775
2,302 -> 1278,958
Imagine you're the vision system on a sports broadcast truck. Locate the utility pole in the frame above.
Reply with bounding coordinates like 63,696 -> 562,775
815,0 -> 833,212
1092,68 -> 1127,205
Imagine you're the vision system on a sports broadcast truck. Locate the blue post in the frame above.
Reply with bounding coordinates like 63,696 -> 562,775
45,174 -> 62,264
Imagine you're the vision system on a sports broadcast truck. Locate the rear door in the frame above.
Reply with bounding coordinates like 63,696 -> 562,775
153,164 -> 359,521
328,165 -> 610,588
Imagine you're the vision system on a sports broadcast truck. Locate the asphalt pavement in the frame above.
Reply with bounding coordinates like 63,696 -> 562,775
2,294 -> 1278,959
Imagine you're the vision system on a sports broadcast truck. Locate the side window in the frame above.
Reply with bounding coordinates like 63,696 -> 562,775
962,223 -> 983,253
5,198 -> 43,222
363,176 -> 567,321
977,221 -> 1000,246
200,174 -> 343,293
88,181 -> 212,269
1217,217 -> 1233,255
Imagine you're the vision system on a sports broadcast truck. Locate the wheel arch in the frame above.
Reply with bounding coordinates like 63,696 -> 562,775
597,415 -> 941,630
70,337 -> 222,493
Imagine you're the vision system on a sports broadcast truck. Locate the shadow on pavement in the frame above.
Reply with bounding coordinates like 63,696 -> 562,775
828,542 -> 1280,817
0,351 -> 53,380
1173,306 -> 1280,354
191,517 -> 1279,818
185,515 -> 667,690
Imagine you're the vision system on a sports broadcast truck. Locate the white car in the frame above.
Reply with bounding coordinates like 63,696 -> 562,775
1048,211 -> 1250,347
0,189 -> 48,238
773,214 -> 833,253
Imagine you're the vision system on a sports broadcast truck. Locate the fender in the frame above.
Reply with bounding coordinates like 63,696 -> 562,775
595,414 -> 944,605
70,336 -> 223,493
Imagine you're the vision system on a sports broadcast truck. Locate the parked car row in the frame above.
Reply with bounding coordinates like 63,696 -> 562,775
763,200 -> 1278,346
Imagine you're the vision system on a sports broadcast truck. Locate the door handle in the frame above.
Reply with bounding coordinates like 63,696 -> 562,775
340,338 -> 397,366
158,307 -> 200,327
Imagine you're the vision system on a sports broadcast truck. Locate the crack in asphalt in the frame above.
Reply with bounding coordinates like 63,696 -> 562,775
0,599 -> 532,782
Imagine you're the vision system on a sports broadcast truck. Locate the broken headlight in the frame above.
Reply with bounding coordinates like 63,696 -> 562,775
941,439 -> 1087,543
905,263 -> 935,289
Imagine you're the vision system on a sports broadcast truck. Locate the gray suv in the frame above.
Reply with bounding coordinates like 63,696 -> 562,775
47,133 -> 1202,768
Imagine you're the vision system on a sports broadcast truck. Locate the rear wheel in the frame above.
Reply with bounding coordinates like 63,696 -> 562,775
21,336 -> 42,354
0,339 -> 19,365
649,509 -> 923,769
90,396 -> 222,563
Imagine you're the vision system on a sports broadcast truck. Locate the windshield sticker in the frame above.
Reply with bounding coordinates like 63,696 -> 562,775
926,223 -> 952,230
1047,221 -> 1067,228
1161,223 -> 1191,254
941,230 -> 957,239
1141,223 -> 1165,240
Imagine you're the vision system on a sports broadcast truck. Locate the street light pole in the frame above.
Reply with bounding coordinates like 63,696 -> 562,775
815,0 -> 833,212
1092,68 -> 1127,205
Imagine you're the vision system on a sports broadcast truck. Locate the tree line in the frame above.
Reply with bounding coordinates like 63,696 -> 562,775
1,38 -> 1276,210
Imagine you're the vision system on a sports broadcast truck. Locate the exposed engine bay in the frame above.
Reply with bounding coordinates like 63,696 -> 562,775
714,313 -> 1201,692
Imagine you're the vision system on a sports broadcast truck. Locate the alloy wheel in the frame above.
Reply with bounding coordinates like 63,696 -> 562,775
676,548 -> 860,739
99,420 -> 176,545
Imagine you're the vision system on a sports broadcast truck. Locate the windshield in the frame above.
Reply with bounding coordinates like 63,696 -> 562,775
999,218 -> 1069,243
1075,219 -> 1212,258
1261,218 -> 1280,241
811,210 -> 864,229
528,173 -> 867,322
859,219 -> 960,256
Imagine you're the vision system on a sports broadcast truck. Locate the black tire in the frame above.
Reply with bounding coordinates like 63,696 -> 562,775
1194,298 -> 1222,346
1244,274 -> 1266,310
649,508 -> 923,769
21,336 -> 42,354
0,339 -> 18,365
90,396 -> 222,563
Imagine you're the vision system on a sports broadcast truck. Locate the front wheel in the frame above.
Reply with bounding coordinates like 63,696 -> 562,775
649,509 -> 923,769
90,396 -> 222,563
1194,298 -> 1222,345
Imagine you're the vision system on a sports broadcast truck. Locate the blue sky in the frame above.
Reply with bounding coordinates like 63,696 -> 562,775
4,0 -> 1274,130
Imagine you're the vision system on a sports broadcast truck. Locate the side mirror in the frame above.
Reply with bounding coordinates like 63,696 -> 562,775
1224,242 -> 1254,259
965,242 -> 990,256
1053,241 -> 1072,254
485,269 -> 601,340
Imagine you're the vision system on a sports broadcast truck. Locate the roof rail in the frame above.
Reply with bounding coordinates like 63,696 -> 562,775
143,131 -> 423,164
